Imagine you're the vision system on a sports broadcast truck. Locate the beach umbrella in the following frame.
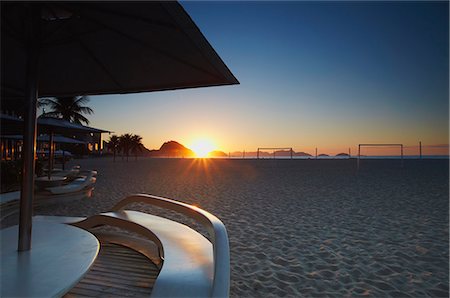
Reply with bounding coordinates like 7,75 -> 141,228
1,114 -> 109,176
1,134 -> 85,169
0,113 -> 24,135
37,117 -> 109,135
36,117 -> 109,175
2,2 -> 238,251
36,134 -> 86,172
39,134 -> 86,144
1,114 -> 109,135
1,134 -> 86,144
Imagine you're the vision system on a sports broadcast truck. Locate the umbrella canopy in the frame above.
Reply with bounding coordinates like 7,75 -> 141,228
1,134 -> 87,144
1,2 -> 238,252
1,114 -> 109,135
37,117 -> 109,134
0,113 -> 24,135
2,2 -> 238,98
39,135 -> 86,144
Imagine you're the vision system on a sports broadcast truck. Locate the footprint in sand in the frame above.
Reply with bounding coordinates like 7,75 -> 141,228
415,245 -> 429,254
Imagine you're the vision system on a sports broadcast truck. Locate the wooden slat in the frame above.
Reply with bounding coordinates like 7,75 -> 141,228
96,251 -> 154,263
90,262 -> 155,275
75,278 -> 151,293
65,287 -> 100,297
80,273 -> 154,289
87,266 -> 154,279
65,242 -> 159,297
87,269 -> 157,282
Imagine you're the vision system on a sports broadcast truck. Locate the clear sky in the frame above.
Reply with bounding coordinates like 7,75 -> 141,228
87,1 -> 449,155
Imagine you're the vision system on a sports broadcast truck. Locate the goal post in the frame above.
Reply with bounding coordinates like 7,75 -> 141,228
358,144 -> 404,159
257,147 -> 293,159
358,143 -> 403,168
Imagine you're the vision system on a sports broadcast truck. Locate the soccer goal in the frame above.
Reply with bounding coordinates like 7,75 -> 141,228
257,147 -> 293,159
358,144 -> 404,159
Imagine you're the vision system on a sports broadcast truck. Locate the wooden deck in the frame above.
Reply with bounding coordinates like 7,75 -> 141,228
65,242 -> 160,297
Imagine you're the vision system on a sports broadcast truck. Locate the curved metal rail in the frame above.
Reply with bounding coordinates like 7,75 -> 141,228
73,213 -> 165,260
74,194 -> 230,298
111,194 -> 230,298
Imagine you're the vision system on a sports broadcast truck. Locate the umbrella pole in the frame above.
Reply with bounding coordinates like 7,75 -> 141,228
18,5 -> 40,252
62,149 -> 66,170
48,131 -> 54,179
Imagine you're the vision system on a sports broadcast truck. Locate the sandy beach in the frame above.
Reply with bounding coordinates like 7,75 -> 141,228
4,158 -> 449,297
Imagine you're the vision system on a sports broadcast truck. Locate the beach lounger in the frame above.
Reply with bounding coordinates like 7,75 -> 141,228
45,171 -> 96,195
0,172 -> 96,222
77,169 -> 98,178
0,191 -> 21,221
72,194 -> 230,298
51,165 -> 81,179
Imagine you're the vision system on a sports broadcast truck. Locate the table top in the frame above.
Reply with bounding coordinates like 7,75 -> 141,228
1,220 -> 99,297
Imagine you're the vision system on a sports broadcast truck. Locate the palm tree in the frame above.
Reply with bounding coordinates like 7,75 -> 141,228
130,134 -> 143,161
119,133 -> 133,162
107,135 -> 120,162
38,96 -> 93,125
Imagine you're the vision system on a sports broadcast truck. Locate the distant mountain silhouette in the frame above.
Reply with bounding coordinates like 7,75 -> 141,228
147,143 -> 317,158
336,153 -> 350,157
139,145 -> 152,155
294,151 -> 312,157
226,150 -> 312,158
209,150 -> 227,157
148,140 -> 195,158
274,150 -> 293,156
318,153 -> 329,157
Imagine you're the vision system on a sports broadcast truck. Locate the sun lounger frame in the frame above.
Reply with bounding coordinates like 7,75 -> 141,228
73,194 -> 230,298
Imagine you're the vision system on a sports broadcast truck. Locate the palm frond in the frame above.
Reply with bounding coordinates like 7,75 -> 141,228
107,135 -> 120,150
38,97 -> 59,108
74,96 -> 91,105
72,113 -> 90,125
38,96 -> 93,125
78,106 -> 94,114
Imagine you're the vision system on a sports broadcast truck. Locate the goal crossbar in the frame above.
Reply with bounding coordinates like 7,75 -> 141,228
358,144 -> 404,159
359,144 -> 403,147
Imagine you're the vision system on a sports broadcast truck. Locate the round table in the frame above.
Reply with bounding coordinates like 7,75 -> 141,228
1,219 -> 99,297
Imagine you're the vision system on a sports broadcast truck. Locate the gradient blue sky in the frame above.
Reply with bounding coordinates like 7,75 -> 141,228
88,1 -> 449,155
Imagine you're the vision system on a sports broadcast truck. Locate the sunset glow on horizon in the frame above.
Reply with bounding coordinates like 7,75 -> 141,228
81,2 -> 447,155
189,138 -> 216,158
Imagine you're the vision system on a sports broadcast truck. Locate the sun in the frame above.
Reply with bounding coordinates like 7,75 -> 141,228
190,139 -> 215,158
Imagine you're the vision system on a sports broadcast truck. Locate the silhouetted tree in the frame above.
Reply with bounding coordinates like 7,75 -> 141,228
38,96 -> 93,125
119,133 -> 133,162
130,134 -> 143,161
107,135 -> 120,162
